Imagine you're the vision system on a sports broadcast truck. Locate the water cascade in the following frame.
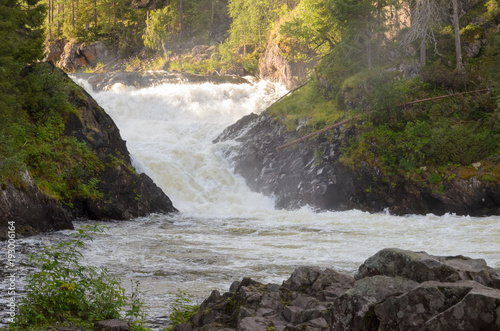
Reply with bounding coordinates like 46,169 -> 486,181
8,75 -> 500,327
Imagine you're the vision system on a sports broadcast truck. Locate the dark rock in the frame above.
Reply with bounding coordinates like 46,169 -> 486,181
62,69 -> 177,219
214,109 -> 500,216
424,286 -> 500,330
374,280 -> 488,330
330,276 -> 419,330
356,248 -> 500,289
94,319 -> 130,331
1,64 -> 176,238
0,171 -> 73,238
178,249 -> 499,331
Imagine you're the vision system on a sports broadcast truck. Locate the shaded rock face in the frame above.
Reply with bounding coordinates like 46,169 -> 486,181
63,70 -> 177,220
214,111 -> 500,216
175,248 -> 500,331
258,39 -> 318,90
0,171 -> 73,239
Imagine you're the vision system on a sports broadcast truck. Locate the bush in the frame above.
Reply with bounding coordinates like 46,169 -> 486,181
163,290 -> 200,331
13,225 -> 148,331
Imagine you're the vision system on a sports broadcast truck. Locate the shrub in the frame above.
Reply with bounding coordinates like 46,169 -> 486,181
13,225 -> 148,330
163,290 -> 200,331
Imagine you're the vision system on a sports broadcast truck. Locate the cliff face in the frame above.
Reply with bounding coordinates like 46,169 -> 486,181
214,111 -> 500,216
258,38 -> 318,90
0,64 -> 176,238
63,79 -> 177,220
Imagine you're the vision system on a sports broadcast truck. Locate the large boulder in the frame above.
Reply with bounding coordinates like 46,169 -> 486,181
58,41 -> 112,71
355,248 -> 500,289
175,249 -> 500,331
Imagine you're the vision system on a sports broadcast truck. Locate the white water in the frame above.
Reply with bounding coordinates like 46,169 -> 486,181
6,75 -> 499,327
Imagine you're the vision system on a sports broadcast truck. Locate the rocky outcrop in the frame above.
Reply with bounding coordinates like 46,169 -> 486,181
0,172 -> 73,239
258,38 -> 318,90
174,248 -> 500,331
214,111 -> 500,216
54,41 -> 112,71
59,65 -> 177,220
1,64 -> 176,237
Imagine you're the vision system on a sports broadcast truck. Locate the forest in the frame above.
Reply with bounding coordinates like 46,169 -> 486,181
1,0 -> 500,197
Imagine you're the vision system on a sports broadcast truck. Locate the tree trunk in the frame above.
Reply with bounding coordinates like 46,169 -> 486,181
420,35 -> 426,67
71,1 -> 75,29
179,0 -> 183,38
162,40 -> 168,60
451,0 -> 464,72
48,0 -> 52,40
56,0 -> 60,35
94,0 -> 97,32
366,29 -> 372,69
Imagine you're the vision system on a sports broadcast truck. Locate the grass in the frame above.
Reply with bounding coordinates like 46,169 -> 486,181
268,79 -> 345,132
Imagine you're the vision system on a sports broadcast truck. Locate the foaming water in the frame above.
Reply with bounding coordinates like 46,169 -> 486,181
2,75 -> 497,328
75,77 -> 282,216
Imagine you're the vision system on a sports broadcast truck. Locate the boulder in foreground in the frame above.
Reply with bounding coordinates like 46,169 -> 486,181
175,248 -> 500,331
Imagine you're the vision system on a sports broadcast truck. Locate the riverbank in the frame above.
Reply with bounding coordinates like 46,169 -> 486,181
0,63 -> 177,238
174,248 -> 500,331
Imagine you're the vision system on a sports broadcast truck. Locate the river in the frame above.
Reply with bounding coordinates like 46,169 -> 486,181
3,74 -> 500,328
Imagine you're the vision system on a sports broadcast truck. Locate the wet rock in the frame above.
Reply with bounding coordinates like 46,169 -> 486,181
94,319 -> 130,330
176,249 -> 500,331
356,248 -> 500,289
214,107 -> 500,216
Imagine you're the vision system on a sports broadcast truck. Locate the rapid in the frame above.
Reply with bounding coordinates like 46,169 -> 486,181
4,74 -> 500,327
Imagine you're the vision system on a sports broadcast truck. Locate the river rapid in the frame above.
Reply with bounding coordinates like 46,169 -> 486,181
4,74 -> 500,328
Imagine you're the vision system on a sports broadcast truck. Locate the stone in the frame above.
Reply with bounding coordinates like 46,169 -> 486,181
330,276 -> 419,330
355,248 -> 500,289
178,250 -> 499,331
213,104 -> 500,216
0,171 -> 73,238
93,319 -> 130,331
425,286 -> 500,330
238,316 -> 269,331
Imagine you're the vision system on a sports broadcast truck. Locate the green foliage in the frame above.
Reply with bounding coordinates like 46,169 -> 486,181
268,78 -> 344,132
163,290 -> 200,331
18,64 -> 105,203
13,225 -> 149,330
0,0 -> 46,185
143,5 -> 179,56
277,0 -> 338,59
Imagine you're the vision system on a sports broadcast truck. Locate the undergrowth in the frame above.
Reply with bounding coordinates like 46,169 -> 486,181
11,224 -> 149,331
